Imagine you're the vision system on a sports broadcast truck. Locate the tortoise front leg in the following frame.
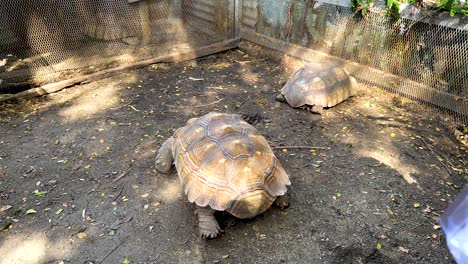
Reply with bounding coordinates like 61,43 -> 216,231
274,194 -> 289,209
155,137 -> 174,173
311,105 -> 323,115
196,206 -> 222,239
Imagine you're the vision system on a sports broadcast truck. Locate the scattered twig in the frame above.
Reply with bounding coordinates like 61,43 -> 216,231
87,182 -> 102,194
48,184 -> 58,192
109,104 -> 128,111
420,139 -> 451,175
70,226 -> 87,237
238,58 -> 267,64
194,98 -> 225,108
177,239 -> 189,245
97,239 -> 126,264
112,185 -> 125,201
412,222 -> 425,230
167,98 -> 224,109
109,216 -> 133,230
272,145 -> 328,150
207,86 -> 224,90
112,171 -> 129,183
0,221 -> 12,232
71,166 -> 81,175
0,152 -> 10,158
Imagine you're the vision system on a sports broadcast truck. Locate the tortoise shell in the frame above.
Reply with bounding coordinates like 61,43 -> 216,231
280,62 -> 357,108
172,112 -> 290,219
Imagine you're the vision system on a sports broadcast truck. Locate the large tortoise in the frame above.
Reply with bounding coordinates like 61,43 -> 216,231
276,62 -> 357,114
155,112 -> 291,239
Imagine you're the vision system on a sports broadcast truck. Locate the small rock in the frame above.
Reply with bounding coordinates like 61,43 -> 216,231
48,180 -> 57,185
398,246 -> 410,253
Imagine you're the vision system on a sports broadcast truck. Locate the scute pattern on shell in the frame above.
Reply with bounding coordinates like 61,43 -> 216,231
172,112 -> 290,219
281,62 -> 356,108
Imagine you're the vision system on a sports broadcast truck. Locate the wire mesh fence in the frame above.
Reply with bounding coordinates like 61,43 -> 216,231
1,0 -> 466,125
240,0 -> 468,125
0,0 -> 234,94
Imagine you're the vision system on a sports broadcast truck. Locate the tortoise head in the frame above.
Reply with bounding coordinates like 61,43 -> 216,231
275,93 -> 286,102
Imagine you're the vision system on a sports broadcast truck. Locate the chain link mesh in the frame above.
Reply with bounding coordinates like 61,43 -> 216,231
0,0 -> 229,93
243,0 -> 467,125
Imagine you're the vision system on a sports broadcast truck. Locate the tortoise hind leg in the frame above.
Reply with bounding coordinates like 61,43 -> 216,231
155,137 -> 174,173
196,206 -> 222,239
274,194 -> 289,209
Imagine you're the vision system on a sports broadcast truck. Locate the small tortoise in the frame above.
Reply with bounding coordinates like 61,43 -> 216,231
155,112 -> 291,239
276,62 -> 357,114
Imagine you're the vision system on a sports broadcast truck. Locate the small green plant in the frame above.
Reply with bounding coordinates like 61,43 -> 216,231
437,0 -> 468,16
386,0 -> 401,20
352,0 -> 468,19
351,0 -> 375,17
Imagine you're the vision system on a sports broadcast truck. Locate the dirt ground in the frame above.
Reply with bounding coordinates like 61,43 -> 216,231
0,48 -> 467,264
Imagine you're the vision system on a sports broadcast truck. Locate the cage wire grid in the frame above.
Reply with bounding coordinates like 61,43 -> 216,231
0,0 -> 467,125
0,0 -> 227,92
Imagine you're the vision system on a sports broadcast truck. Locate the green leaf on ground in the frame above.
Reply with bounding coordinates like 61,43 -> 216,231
26,209 -> 37,214
34,190 -> 48,197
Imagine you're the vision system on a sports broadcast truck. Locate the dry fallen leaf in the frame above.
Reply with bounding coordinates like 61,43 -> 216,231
141,193 -> 150,198
398,246 -> 410,253
0,205 -> 12,212
77,232 -> 87,239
